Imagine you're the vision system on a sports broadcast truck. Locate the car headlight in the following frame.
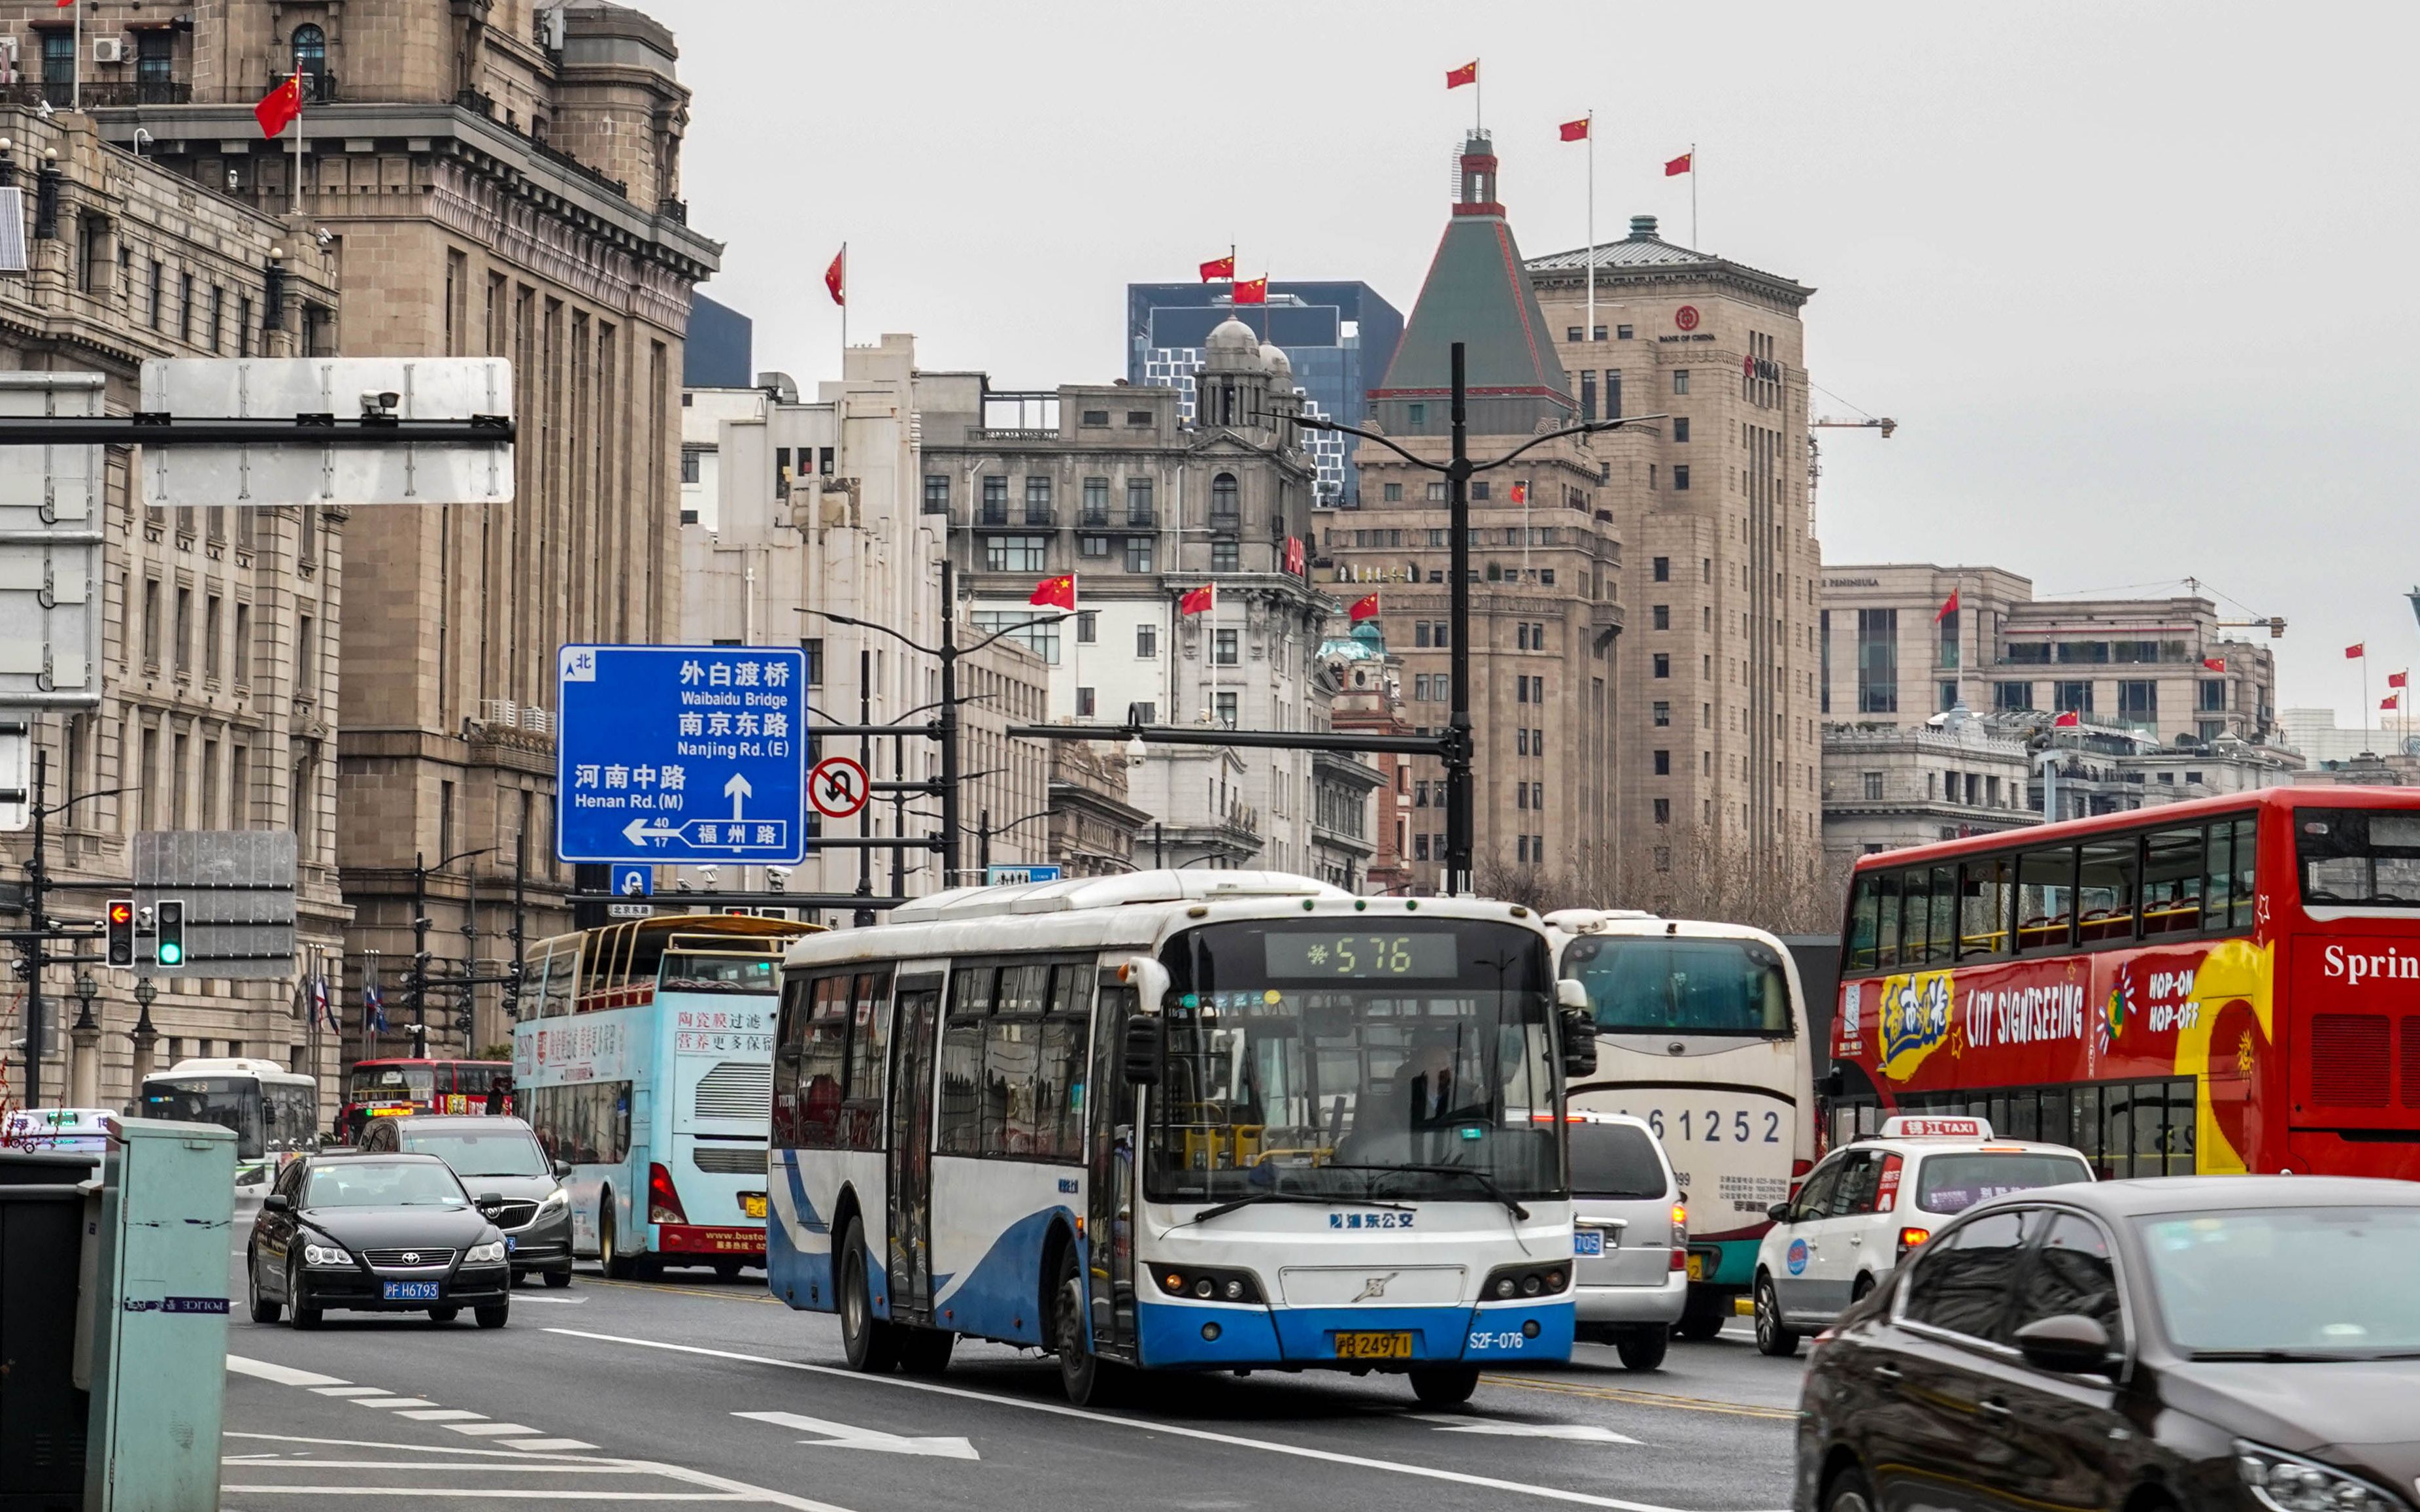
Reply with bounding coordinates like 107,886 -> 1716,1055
465,1241 -> 507,1264
537,1188 -> 569,1215
2236,1441 -> 2403,1512
302,1243 -> 352,1267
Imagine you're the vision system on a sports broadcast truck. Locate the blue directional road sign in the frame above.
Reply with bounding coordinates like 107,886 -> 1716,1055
610,864 -> 652,898
556,645 -> 808,865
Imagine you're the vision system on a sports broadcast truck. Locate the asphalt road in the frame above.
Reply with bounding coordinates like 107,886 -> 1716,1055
220,1243 -> 1808,1512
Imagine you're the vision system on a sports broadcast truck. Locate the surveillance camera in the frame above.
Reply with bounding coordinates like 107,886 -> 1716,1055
675,878 -> 694,894
226,169 -> 239,191
767,867 -> 789,894
699,865 -> 720,889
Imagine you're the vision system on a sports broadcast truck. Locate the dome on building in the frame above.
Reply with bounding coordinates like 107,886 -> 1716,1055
1319,619 -> 1390,661
1259,343 -> 1294,384
1205,316 -> 1259,356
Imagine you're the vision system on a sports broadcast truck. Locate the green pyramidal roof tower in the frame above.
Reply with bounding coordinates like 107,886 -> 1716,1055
1368,130 -> 1574,439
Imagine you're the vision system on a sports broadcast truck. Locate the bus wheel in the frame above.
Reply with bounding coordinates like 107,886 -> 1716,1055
837,1217 -> 899,1373
1051,1243 -> 1122,1406
600,1198 -> 638,1281
896,1328 -> 956,1377
1409,1366 -> 1481,1407
713,1258 -> 743,1281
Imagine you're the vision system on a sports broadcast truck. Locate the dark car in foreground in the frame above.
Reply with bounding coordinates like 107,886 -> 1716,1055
247,1151 -> 514,1329
356,1114 -> 575,1287
1797,1176 -> 2420,1512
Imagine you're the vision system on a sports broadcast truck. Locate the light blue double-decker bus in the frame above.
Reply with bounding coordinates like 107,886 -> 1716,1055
767,871 -> 1595,1406
515,915 -> 815,1279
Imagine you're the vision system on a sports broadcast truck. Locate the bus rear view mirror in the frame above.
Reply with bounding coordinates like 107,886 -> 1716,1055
1560,1007 -> 1598,1079
1556,979 -> 1590,1013
1122,1016 -> 1164,1085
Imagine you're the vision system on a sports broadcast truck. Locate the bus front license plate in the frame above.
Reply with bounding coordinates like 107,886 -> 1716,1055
382,1281 -> 440,1302
1686,1254 -> 1706,1282
1333,1331 -> 1413,1361
741,1193 -> 767,1219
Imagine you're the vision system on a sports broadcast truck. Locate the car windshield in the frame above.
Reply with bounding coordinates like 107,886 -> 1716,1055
1915,1152 -> 2092,1214
661,952 -> 781,996
2296,809 -> 2420,908
2135,1207 -> 2420,1357
1147,919 -> 1565,1205
140,1076 -> 264,1160
303,1160 -> 469,1209
1570,1122 -> 1668,1199
403,1127 -> 549,1178
1560,935 -> 1792,1036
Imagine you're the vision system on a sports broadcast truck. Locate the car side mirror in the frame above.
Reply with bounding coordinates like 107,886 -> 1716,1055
553,1160 -> 573,1182
263,1192 -> 292,1213
1766,1201 -> 1794,1225
1121,1016 -> 1163,1085
2013,1314 -> 2118,1377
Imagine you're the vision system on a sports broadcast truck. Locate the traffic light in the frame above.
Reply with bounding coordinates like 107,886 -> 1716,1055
105,899 -> 135,967
155,898 -> 186,967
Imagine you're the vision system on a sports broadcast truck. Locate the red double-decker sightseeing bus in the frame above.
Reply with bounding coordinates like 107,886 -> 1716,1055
1826,786 -> 2420,1181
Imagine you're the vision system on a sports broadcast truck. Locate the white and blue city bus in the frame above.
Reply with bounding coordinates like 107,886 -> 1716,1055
514,914 -> 816,1279
768,871 -> 1594,1407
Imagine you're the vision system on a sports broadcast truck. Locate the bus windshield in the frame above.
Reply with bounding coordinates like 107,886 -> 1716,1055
349,1064 -> 435,1103
2296,808 -> 2420,908
1560,935 -> 1792,1036
1151,920 -> 1564,1205
143,1077 -> 260,1158
662,952 -> 781,995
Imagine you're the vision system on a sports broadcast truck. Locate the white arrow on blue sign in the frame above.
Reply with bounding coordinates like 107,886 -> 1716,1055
556,644 -> 809,865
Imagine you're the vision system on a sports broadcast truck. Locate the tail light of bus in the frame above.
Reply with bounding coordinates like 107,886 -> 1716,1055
1897,1226 -> 1931,1259
647,1162 -> 688,1226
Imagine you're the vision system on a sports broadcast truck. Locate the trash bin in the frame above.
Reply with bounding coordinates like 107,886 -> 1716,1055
0,1151 -> 94,1511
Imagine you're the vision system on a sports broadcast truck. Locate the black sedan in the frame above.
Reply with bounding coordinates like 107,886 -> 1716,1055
1796,1176 -> 2420,1512
356,1115 -> 575,1287
247,1151 -> 514,1329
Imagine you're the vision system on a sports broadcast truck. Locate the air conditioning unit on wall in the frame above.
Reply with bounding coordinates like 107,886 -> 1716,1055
92,37 -> 124,63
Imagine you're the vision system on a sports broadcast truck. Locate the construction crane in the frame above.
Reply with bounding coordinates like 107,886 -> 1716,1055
2181,579 -> 2285,638
1805,414 -> 1896,524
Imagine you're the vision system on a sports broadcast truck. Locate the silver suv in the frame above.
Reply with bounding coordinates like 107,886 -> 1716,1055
1570,1112 -> 1689,1370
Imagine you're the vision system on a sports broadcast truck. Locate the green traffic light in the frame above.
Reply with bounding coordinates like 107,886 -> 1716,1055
157,943 -> 184,966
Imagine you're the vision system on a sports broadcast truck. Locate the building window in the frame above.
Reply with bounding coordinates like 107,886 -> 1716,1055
2055,680 -> 2094,714
1996,680 -> 2034,711
1937,605 -> 1960,669
2198,719 -> 2226,743
1672,465 -> 1690,491
2119,680 -> 2157,723
1075,611 -> 1098,645
1024,475 -> 1053,524
292,24 -> 328,88
1672,416 -> 1690,443
1863,771 -> 1884,801
1579,370 -> 1597,422
1653,654 -> 1670,679
1566,328 -> 1583,343
1215,692 -> 1237,729
231,601 -> 251,683
801,638 -> 824,686
1653,749 -> 1670,775
1617,325 -> 1634,340
148,261 -> 164,330
1653,798 -> 1671,824
922,474 -> 949,514
1383,482 -> 1403,502
1082,477 -> 1108,525
969,612 -> 1062,665
1211,539 -> 1239,573
1408,403 -> 1425,426
1651,604 -> 1669,631
980,475 -> 1009,523
1076,686 -> 1096,718
1652,701 -> 1670,726
1126,477 -> 1154,527
681,448 -> 702,485
1079,535 -> 1111,558
1672,370 -> 1690,394
983,535 -> 1049,573
1123,537 -> 1153,573
2198,679 -> 2227,713
1651,556 -> 1670,582
1211,471 -> 1240,527
1080,409 -> 1109,427
177,273 -> 193,343
1940,680 -> 1958,712
1213,628 -> 1238,666
1857,607 -> 1898,714
1136,624 -> 1157,660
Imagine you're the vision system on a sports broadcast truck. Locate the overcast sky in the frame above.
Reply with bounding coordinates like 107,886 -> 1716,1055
645,1 -> 2419,731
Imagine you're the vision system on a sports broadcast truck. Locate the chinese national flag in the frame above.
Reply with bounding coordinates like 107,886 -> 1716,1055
2393,671 -> 2411,688
2385,695 -> 2402,712
2053,711 -> 2081,728
824,246 -> 845,307
1028,574 -> 1076,611
2202,657 -> 2227,672
1349,594 -> 1381,623
1508,482 -> 1526,505
1198,253 -> 1235,282
1232,276 -> 1268,305
1445,60 -> 1478,89
1559,118 -> 1590,142
1179,583 -> 1217,616
2347,643 -> 2366,659
1664,152 -> 1693,176
255,75 -> 303,139
1935,589 -> 1960,623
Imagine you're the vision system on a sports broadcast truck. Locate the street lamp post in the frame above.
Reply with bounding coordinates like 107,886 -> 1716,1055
975,807 -> 1057,875
69,968 -> 100,1107
129,975 -> 160,1092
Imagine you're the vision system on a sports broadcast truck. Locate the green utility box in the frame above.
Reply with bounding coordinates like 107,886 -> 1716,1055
76,1118 -> 236,1512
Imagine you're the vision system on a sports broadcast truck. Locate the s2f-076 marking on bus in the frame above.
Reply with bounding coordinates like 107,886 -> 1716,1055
1468,1329 -> 1533,1351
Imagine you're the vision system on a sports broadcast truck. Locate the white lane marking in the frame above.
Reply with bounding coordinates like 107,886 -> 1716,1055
396,1409 -> 490,1422
225,1432 -> 860,1511
734,1409 -> 979,1461
548,1330 -> 1769,1512
509,1293 -> 589,1305
312,1387 -> 390,1398
227,1356 -> 348,1388
223,1460 -> 681,1475
218,1488 -> 750,1500
447,1422 -> 543,1437
351,1397 -> 441,1409
501,1438 -> 601,1452
1412,1413 -> 1643,1444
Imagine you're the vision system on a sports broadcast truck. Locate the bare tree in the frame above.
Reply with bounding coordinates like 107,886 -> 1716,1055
1471,828 -> 1849,936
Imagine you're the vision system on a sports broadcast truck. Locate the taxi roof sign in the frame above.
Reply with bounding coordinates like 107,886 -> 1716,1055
1879,1115 -> 1993,1140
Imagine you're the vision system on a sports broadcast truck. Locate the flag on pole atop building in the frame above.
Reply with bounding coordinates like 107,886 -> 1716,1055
1179,583 -> 1217,616
2347,643 -> 2366,659
1664,151 -> 1693,176
2052,711 -> 2081,728
2385,695 -> 2401,711
1028,574 -> 1077,611
1558,117 -> 1589,142
1935,589 -> 1960,623
2393,671 -> 2410,689
1508,482 -> 1526,505
2202,656 -> 2227,671
362,967 -> 386,1035
255,74 -> 303,138
1232,276 -> 1268,305
824,246 -> 845,306
1349,594 -> 1381,622
1445,60 -> 1477,89
1198,252 -> 1235,281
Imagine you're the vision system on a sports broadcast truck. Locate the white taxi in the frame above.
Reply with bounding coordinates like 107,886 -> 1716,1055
1749,1115 -> 2094,1357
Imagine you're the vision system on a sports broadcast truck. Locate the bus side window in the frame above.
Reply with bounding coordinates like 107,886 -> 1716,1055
2227,816 -> 2257,932
1898,869 -> 1928,967
2142,826 -> 2208,935
839,969 -> 893,1152
936,967 -> 996,1156
1873,870 -> 1902,969
2016,845 -> 2077,951
1958,855 -> 2011,959
2076,835 -> 2140,944
1845,875 -> 1879,973
798,975 -> 851,1149
1039,964 -> 1090,1162
1925,865 -> 1956,967
771,972 -> 811,1147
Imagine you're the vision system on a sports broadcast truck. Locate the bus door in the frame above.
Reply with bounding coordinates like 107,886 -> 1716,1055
1085,974 -> 1141,1355
885,973 -> 944,1324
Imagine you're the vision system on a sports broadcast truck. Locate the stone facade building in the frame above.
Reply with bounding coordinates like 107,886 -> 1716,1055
1822,714 -> 2038,866
1318,620 -> 1411,894
921,331 -> 1343,875
48,0 -> 721,1056
1326,131 -> 1623,890
0,107 -> 342,1112
1044,739 -> 1150,879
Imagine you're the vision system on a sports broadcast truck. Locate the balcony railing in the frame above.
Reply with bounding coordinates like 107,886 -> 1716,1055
978,503 -> 1010,527
1126,506 -> 1156,529
267,70 -> 340,103
1022,505 -> 1055,528
1081,505 -> 1110,528
5,80 -> 192,108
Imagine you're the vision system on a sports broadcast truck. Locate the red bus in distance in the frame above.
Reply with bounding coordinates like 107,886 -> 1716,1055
336,1057 -> 514,1143
1826,786 -> 2420,1182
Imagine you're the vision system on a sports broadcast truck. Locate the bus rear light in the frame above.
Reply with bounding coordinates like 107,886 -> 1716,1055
648,1162 -> 689,1226
1897,1226 -> 1931,1258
